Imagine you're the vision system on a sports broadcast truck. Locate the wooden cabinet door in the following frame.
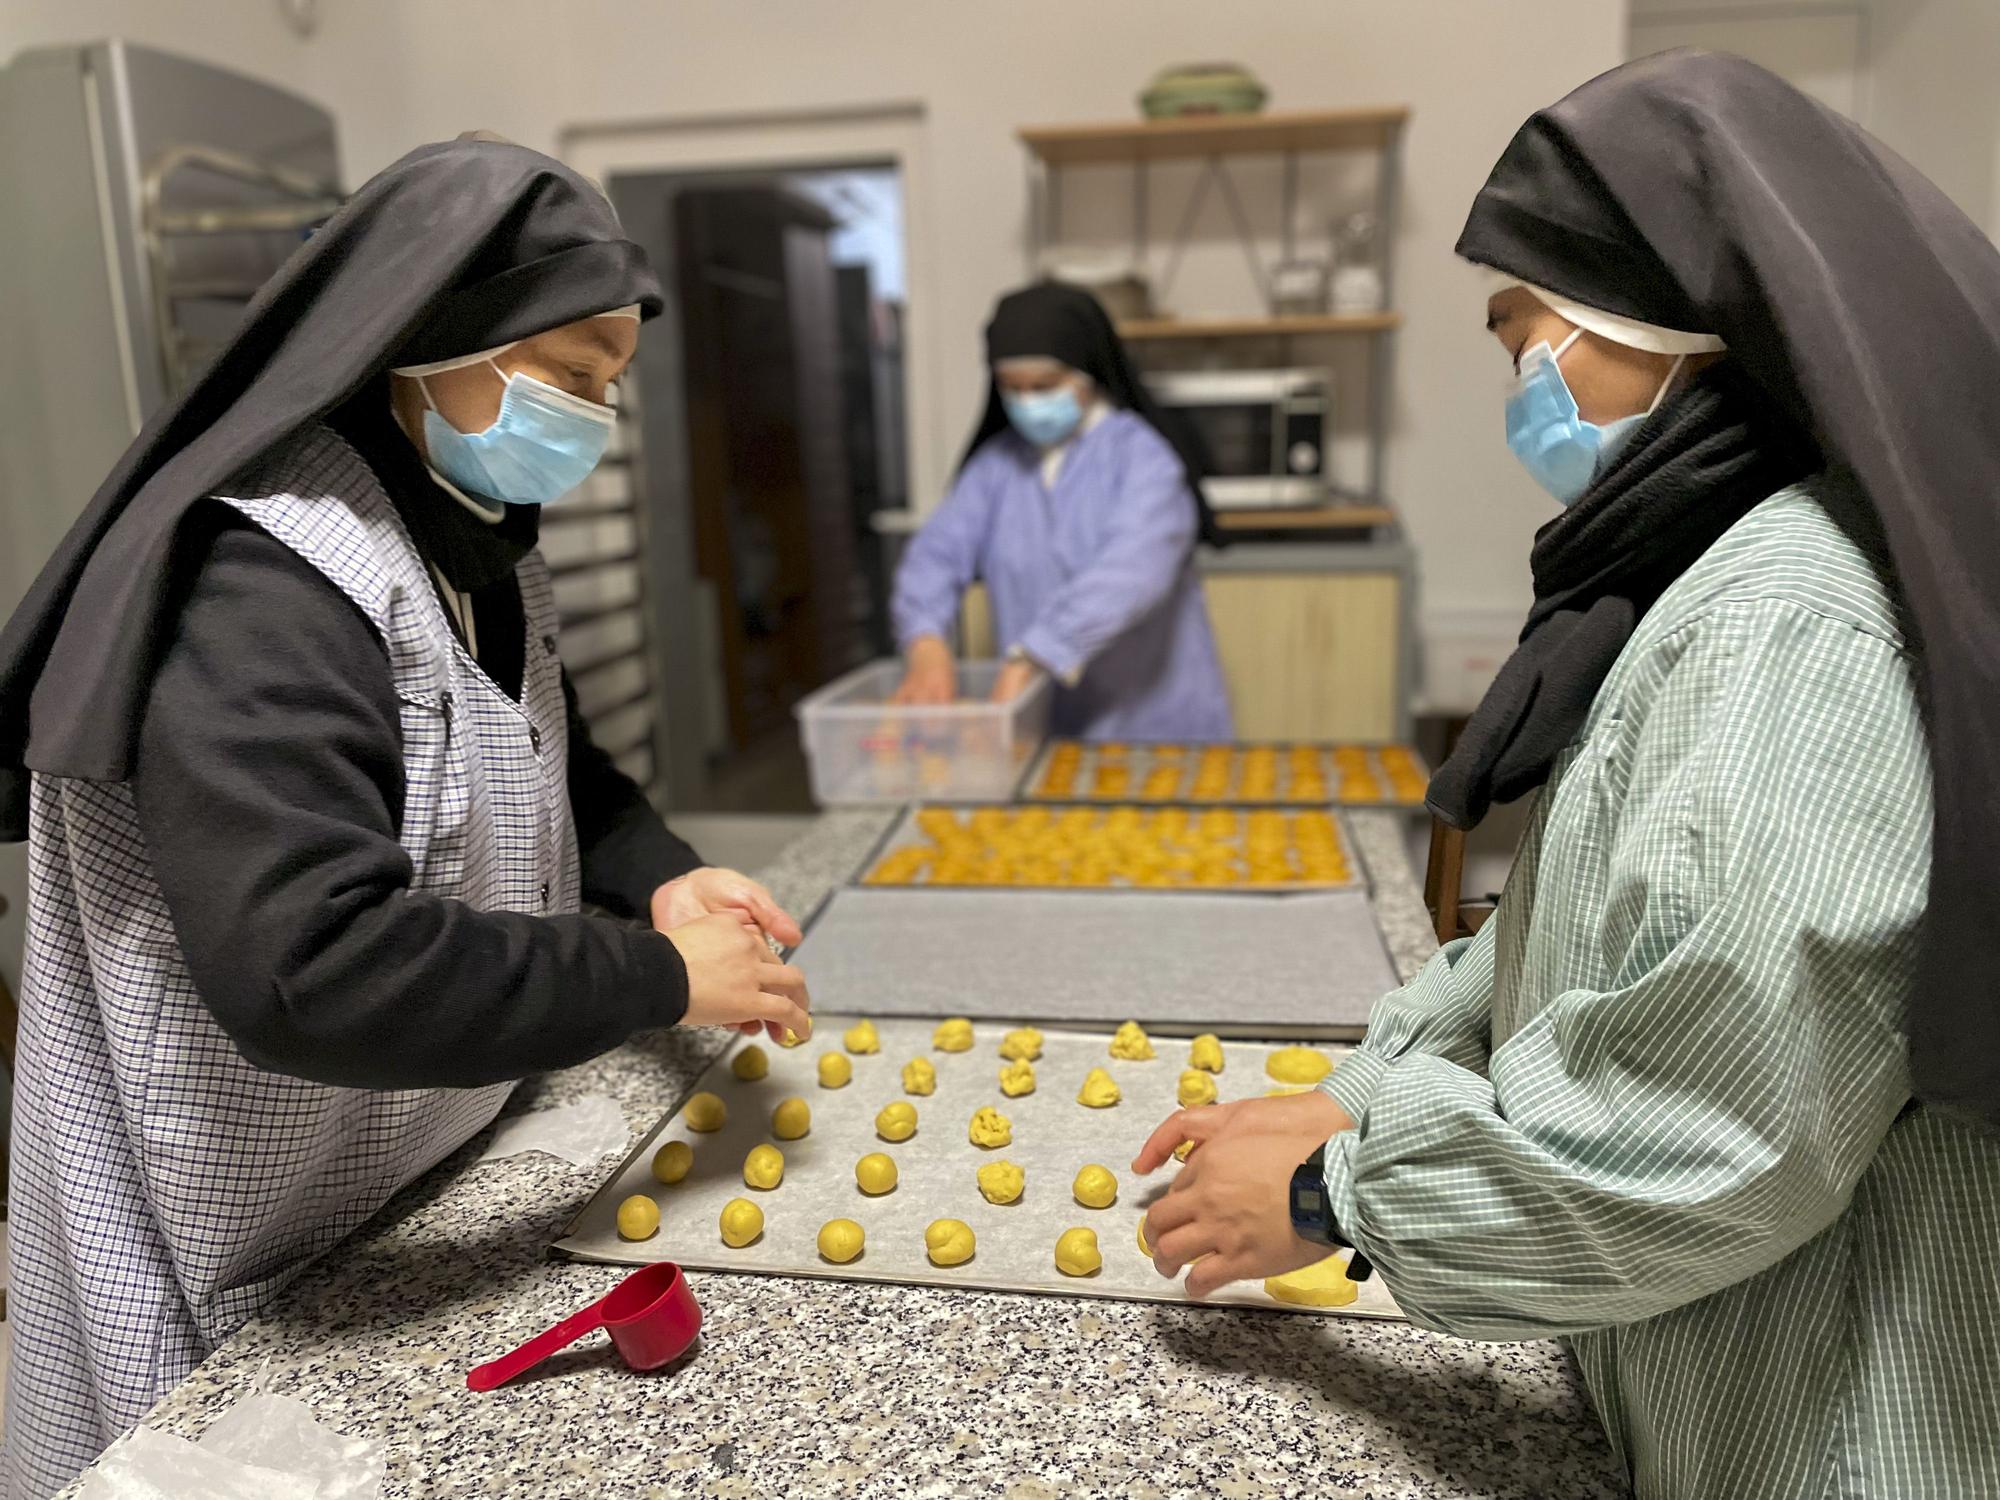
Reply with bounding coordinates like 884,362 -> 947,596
1203,571 -> 1401,740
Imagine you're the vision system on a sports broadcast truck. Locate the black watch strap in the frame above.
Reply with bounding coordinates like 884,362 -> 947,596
1289,1143 -> 1374,1282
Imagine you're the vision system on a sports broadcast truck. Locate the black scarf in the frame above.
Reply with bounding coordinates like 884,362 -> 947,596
1429,365 -> 1817,827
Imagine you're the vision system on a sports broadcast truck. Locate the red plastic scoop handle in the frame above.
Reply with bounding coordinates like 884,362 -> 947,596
466,1297 -> 609,1393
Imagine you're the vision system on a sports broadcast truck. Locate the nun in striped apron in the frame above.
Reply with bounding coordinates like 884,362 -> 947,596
0,138 -> 811,1497
1135,54 -> 2000,1500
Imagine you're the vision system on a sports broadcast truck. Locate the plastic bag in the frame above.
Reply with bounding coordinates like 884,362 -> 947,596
475,1092 -> 630,1167
77,1382 -> 385,1500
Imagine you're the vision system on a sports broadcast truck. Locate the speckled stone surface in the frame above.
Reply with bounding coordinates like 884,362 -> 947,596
57,808 -> 1627,1500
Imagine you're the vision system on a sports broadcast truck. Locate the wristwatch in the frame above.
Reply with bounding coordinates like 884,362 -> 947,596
1289,1144 -> 1374,1281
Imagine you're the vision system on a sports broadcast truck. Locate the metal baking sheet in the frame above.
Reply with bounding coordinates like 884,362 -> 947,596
783,884 -> 1395,1040
1021,740 -> 1432,808
556,1018 -> 1399,1322
857,802 -> 1363,893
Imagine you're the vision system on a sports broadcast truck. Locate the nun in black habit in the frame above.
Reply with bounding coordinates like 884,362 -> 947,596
1135,52 -> 1998,1500
0,137 -> 810,1495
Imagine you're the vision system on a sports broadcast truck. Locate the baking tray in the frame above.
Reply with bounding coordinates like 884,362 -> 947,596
856,802 -> 1363,893
555,1017 -> 1398,1322
1021,739 -> 1431,808
781,883 -> 1395,1040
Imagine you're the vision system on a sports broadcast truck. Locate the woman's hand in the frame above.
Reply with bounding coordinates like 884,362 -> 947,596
1132,1091 -> 1355,1299
665,912 -> 812,1041
989,656 -> 1042,703
893,635 -> 956,705
651,867 -> 804,948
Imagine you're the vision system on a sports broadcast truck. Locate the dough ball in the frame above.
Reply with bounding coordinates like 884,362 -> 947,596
1177,1069 -> 1218,1108
1188,1033 -> 1225,1073
855,1152 -> 899,1195
901,1058 -> 937,1096
778,1028 -> 807,1048
818,1053 -> 853,1089
999,1027 -> 1044,1061
1054,1227 -> 1102,1277
616,1194 -> 660,1241
650,1140 -> 693,1185
817,1217 -> 865,1264
1264,1086 -> 1310,1098
977,1159 -> 1025,1205
932,1017 -> 975,1053
771,1097 -> 812,1140
1072,1164 -> 1118,1209
925,1218 -> 976,1266
1173,1140 -> 1195,1162
742,1143 -> 785,1190
683,1092 -> 727,1132
998,1059 -> 1037,1097
1135,1214 -> 1151,1258
844,1019 -> 881,1055
875,1101 -> 918,1142
968,1106 -> 1013,1148
1265,1046 -> 1333,1085
730,1044 -> 769,1081
1108,1020 -> 1155,1060
1076,1068 -> 1122,1109
719,1196 -> 764,1248
1264,1253 -> 1359,1307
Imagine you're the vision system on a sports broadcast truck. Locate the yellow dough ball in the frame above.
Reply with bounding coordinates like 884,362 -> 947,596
875,1101 -> 918,1142
1135,1214 -> 1152,1258
968,1106 -> 1013,1148
1072,1164 -> 1118,1209
817,1217 -> 865,1264
1077,1068 -> 1122,1108
999,1027 -> 1044,1061
1266,1046 -> 1333,1085
616,1194 -> 660,1241
1264,1252 -> 1359,1307
1174,1140 -> 1196,1162
1055,1227 -> 1102,1277
1177,1069 -> 1219,1108
1188,1033 -> 1225,1073
933,1017 -> 975,1053
855,1152 -> 899,1195
998,1059 -> 1037,1097
742,1143 -> 785,1190
1109,1020 -> 1155,1060
1265,1086 -> 1309,1098
844,1019 -> 881,1055
771,1097 -> 812,1140
683,1092 -> 727,1132
977,1159 -> 1025,1205
731,1044 -> 770,1081
901,1057 -> 937,1096
818,1053 -> 853,1089
925,1218 -> 976,1266
719,1196 -> 764,1248
650,1140 -> 693,1185
778,1028 -> 806,1048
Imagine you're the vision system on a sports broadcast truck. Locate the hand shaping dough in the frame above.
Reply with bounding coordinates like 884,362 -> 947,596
1188,1033 -> 1225,1073
651,1140 -> 693,1185
933,1017 -> 975,1053
1072,1164 -> 1117,1209
901,1058 -> 937,1096
1265,1046 -> 1333,1085
875,1101 -> 918,1142
925,1218 -> 976,1266
998,1060 -> 1036,1097
968,1106 -> 1013,1148
977,1159 -> 1025,1205
999,1026 -> 1044,1061
771,1097 -> 812,1140
1108,1020 -> 1155,1060
844,1019 -> 881,1055
818,1053 -> 853,1089
616,1194 -> 660,1241
742,1143 -> 785,1190
1177,1069 -> 1218,1108
730,1044 -> 769,1081
1076,1068 -> 1122,1108
817,1217 -> 865,1264
683,1092 -> 727,1132
1054,1227 -> 1102,1277
855,1152 -> 899,1195
1264,1252 -> 1359,1307
719,1196 -> 764,1248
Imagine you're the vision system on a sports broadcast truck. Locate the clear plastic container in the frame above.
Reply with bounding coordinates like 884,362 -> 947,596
794,659 -> 1053,805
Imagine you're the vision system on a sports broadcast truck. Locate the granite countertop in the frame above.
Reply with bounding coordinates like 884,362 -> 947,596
65,810 -> 1627,1500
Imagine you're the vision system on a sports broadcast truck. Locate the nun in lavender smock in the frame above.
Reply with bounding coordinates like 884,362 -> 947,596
891,283 -> 1234,741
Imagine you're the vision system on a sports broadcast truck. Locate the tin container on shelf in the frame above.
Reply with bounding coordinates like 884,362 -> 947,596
794,659 -> 1052,805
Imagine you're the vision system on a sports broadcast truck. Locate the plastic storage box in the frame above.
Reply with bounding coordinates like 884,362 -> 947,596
794,659 -> 1053,805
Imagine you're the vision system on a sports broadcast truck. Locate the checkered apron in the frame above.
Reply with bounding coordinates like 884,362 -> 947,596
2,426 -> 580,1498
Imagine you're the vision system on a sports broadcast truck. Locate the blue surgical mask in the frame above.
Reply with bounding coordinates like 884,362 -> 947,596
419,359 -> 614,506
1003,387 -> 1084,448
1505,330 -> 1681,506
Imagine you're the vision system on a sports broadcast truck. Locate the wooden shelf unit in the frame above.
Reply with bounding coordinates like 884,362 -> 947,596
1018,107 -> 1410,165
1214,505 -> 1396,533
1117,311 -> 1401,340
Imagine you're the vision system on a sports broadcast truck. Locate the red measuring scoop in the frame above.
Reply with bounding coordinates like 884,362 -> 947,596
467,1261 -> 701,1392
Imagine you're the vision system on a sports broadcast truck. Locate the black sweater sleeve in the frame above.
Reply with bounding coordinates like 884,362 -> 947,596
564,669 -> 703,919
132,515 -> 690,1090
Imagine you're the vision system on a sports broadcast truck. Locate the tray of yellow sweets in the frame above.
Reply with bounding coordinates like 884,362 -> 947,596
1021,740 -> 1430,807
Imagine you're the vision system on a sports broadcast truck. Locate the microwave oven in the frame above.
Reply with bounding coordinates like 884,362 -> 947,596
1145,368 -> 1330,508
